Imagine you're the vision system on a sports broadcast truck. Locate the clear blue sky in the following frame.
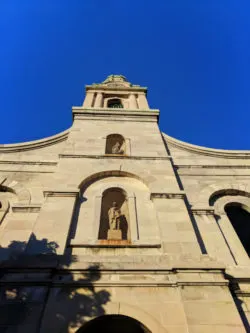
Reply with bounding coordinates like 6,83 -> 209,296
1,0 -> 250,149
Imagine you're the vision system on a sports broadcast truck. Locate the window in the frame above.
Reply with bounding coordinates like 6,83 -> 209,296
107,99 -> 123,108
225,203 -> 250,256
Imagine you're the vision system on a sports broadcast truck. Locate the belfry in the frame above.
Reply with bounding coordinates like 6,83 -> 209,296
0,75 -> 249,332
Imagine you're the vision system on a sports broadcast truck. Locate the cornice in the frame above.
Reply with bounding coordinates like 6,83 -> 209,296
0,129 -> 69,153
175,164 -> 250,169
85,85 -> 147,93
163,133 -> 250,159
59,154 -> 171,160
150,191 -> 186,199
0,160 -> 57,166
191,207 -> 215,215
72,107 -> 159,117
12,204 -> 41,213
43,190 -> 79,198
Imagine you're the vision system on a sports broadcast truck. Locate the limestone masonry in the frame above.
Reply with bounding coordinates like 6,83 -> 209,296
0,75 -> 249,332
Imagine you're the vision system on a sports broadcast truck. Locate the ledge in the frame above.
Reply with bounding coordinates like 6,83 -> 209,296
70,239 -> 161,248
72,107 -> 159,119
191,207 -> 215,215
150,191 -> 186,199
43,190 -> 79,198
59,154 -> 171,160
85,85 -> 148,93
12,204 -> 41,213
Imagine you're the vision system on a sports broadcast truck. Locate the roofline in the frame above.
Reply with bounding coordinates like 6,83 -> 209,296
0,129 -> 69,153
162,132 -> 250,158
0,127 -> 249,157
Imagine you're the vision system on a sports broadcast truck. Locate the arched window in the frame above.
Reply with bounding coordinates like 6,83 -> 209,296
98,187 -> 130,241
105,134 -> 125,155
225,203 -> 250,256
107,98 -> 123,108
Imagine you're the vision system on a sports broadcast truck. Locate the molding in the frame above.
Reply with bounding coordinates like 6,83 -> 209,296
0,160 -> 57,166
175,164 -> 250,169
59,154 -> 171,160
74,116 -> 158,123
150,191 -> 186,199
163,133 -> 250,159
70,239 -> 161,248
43,190 -> 79,198
12,204 -> 41,213
191,207 -> 215,215
72,107 -> 159,118
0,280 -> 227,287
0,129 -> 69,153
85,85 -> 147,93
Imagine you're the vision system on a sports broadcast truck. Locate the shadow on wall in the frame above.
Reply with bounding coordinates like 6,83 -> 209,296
0,234 -> 110,333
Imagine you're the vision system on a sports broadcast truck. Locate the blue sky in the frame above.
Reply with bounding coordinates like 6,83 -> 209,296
0,0 -> 250,149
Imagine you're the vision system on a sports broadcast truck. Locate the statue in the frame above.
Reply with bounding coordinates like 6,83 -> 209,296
108,202 -> 121,230
111,142 -> 122,154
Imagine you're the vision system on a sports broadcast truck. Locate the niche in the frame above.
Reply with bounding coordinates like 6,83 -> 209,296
105,134 -> 126,155
98,187 -> 130,241
225,203 -> 250,256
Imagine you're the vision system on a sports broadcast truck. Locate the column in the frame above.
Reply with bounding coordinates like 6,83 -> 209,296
94,92 -> 103,107
82,91 -> 95,108
129,93 -> 138,109
137,93 -> 149,109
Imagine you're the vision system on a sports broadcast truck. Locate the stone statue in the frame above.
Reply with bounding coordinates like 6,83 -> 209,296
111,142 -> 122,154
108,201 -> 121,230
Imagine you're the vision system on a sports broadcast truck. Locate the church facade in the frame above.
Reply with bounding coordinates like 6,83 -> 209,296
0,75 -> 250,332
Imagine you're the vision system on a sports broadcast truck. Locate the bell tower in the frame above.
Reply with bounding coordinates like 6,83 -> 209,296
82,74 -> 149,110
59,74 -> 202,256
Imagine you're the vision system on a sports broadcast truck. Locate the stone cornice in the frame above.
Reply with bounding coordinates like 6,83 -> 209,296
191,207 -> 215,215
0,280 -> 228,287
163,133 -> 250,159
150,191 -> 186,199
43,190 -> 79,198
175,164 -> 250,169
0,129 -> 69,153
72,107 -> 159,119
12,204 -> 41,213
70,240 -> 161,248
0,160 -> 58,166
85,85 -> 147,93
59,154 -> 171,160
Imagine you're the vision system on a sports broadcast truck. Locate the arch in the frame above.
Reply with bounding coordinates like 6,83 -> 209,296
107,98 -> 123,108
198,183 -> 250,206
76,315 -> 151,333
105,134 -> 126,155
72,300 -> 167,333
78,170 -> 148,193
98,187 -> 130,241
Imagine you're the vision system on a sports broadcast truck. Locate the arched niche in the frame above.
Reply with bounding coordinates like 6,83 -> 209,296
71,173 -> 161,248
98,187 -> 130,241
76,315 -> 151,333
105,134 -> 126,155
225,202 -> 250,256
